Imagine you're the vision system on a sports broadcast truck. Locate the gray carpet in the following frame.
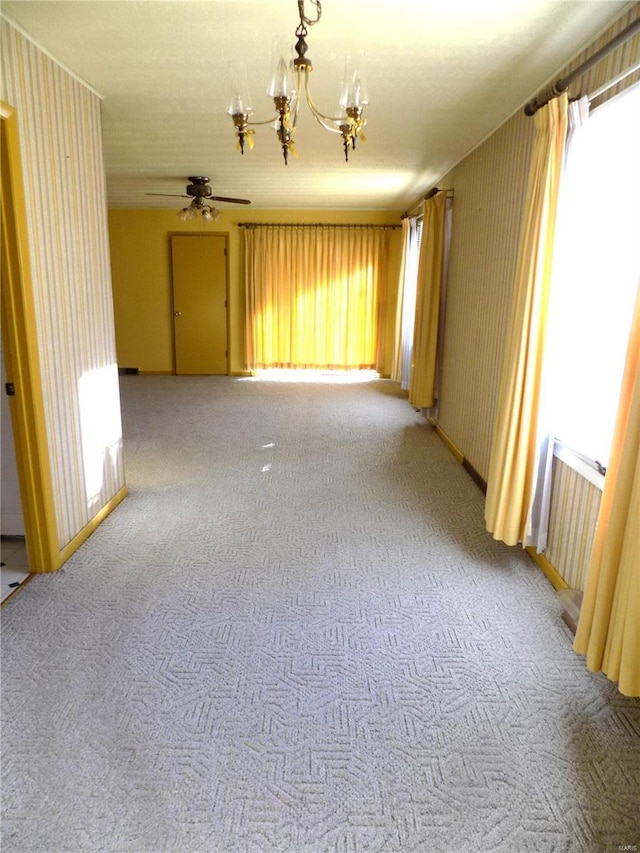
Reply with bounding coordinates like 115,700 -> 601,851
2,376 -> 639,853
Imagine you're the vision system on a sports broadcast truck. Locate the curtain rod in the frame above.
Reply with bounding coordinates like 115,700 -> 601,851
524,16 -> 640,116
589,59 -> 640,101
237,222 -> 401,229
402,188 -> 454,219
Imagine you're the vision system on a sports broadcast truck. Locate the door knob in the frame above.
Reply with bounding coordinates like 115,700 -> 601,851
174,311 -> 182,317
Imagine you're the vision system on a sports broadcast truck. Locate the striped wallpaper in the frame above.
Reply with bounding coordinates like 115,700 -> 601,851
433,4 -> 639,586
436,110 -> 533,478
1,20 -> 125,549
545,458 -> 602,591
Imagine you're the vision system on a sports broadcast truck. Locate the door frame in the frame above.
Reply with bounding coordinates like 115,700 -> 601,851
168,231 -> 230,375
1,101 -> 60,572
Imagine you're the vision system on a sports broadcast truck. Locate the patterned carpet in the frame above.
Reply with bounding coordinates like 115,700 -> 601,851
2,376 -> 639,852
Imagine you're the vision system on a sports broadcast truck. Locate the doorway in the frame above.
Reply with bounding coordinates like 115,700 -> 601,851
170,234 -> 228,375
1,102 -> 59,578
1,337 -> 30,601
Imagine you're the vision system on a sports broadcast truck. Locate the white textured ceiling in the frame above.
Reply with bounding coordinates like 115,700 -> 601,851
2,0 -> 633,210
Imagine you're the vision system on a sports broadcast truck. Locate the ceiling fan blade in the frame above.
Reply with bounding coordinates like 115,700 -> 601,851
145,192 -> 189,198
209,195 -> 252,205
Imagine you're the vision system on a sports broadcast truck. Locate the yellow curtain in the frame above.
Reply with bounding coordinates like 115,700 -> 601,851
391,218 -> 410,383
408,193 -> 447,408
573,285 -> 640,697
485,94 -> 568,546
244,226 -> 388,371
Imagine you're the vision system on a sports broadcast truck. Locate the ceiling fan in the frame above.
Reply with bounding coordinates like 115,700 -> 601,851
146,176 -> 251,221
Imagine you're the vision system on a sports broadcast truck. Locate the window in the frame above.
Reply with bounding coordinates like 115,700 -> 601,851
540,84 -> 640,470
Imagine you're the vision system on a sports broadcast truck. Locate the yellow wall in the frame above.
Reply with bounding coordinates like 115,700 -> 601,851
108,208 -> 403,376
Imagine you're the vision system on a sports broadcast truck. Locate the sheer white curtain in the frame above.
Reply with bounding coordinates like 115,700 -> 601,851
392,218 -> 422,390
392,219 -> 410,385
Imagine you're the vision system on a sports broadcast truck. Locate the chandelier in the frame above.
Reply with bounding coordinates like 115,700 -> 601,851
226,0 -> 369,164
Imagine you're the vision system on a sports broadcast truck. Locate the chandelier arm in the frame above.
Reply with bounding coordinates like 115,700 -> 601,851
302,72 -> 344,125
306,110 -> 343,134
288,89 -> 301,124
245,116 -> 281,127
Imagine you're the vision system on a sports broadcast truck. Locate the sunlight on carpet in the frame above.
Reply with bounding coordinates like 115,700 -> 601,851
244,368 -> 380,383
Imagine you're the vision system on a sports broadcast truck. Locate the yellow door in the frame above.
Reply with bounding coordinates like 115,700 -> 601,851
171,234 -> 228,374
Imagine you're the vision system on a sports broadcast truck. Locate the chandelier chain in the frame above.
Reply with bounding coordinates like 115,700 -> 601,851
298,0 -> 321,30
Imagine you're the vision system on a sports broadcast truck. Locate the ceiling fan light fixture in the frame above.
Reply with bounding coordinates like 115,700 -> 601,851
202,206 -> 221,223
227,0 -> 368,164
177,205 -> 197,222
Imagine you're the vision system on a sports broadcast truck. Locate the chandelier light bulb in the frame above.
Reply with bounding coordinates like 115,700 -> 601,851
268,39 -> 295,99
340,54 -> 369,109
226,60 -> 253,116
